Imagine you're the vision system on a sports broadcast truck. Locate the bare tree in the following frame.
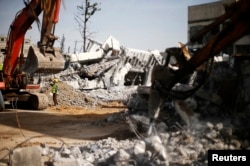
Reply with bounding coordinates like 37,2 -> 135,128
74,0 -> 101,52
60,34 -> 65,54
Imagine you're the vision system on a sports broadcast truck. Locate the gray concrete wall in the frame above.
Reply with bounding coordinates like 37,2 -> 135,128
187,0 -> 250,56
188,1 -> 224,23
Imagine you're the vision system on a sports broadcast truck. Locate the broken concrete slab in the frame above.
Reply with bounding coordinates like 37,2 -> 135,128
11,147 -> 41,166
53,157 -> 82,166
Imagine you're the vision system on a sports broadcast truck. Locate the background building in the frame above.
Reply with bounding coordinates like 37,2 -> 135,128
188,0 -> 250,56
0,35 -> 33,64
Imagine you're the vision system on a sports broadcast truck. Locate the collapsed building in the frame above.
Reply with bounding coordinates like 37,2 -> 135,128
43,35 -> 164,90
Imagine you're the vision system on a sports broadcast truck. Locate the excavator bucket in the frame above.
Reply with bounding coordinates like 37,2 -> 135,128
22,45 -> 65,73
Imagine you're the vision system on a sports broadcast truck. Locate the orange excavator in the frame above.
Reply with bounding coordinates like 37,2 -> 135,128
148,0 -> 250,132
151,0 -> 250,99
0,0 -> 65,110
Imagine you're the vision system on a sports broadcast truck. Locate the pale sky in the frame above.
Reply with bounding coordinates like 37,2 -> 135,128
0,0 -> 218,53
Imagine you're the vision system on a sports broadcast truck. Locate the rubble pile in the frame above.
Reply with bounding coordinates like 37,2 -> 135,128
52,122 -> 241,165
42,81 -> 92,107
82,86 -> 138,102
10,114 -> 249,166
41,75 -> 138,107
3,92 -> 250,165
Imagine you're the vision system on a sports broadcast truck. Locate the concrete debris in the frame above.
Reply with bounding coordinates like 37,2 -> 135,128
38,35 -> 164,91
7,119 -> 249,165
11,147 -> 41,166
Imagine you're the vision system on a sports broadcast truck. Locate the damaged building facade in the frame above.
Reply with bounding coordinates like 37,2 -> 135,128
188,0 -> 250,55
59,36 -> 164,90
0,35 -> 33,65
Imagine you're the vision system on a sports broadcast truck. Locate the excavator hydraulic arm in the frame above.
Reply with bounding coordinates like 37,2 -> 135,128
147,0 -> 250,135
23,0 -> 65,73
4,0 -> 65,80
157,0 -> 250,94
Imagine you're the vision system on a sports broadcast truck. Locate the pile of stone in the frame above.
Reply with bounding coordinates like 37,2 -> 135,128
42,81 -> 91,107
82,86 -> 138,102
8,113 -> 249,166
42,79 -> 138,107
